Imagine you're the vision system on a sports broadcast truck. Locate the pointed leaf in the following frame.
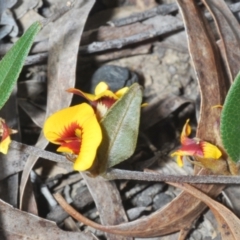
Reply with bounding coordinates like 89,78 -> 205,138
0,21 -> 41,109
97,83 -> 142,172
221,72 -> 240,163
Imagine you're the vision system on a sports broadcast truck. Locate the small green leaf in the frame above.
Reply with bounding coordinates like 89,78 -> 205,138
97,83 -> 142,172
221,72 -> 240,163
0,21 -> 41,109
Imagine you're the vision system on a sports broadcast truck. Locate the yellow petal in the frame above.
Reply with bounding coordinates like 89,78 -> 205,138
115,87 -> 129,98
43,103 -> 98,144
43,103 -> 102,171
95,82 -> 109,95
0,136 -> 11,154
202,142 -> 222,159
73,112 -> 102,171
180,119 -> 191,141
94,89 -> 118,101
176,155 -> 183,167
57,146 -> 74,154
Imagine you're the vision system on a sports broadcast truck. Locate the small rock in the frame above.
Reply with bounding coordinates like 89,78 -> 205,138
127,206 -> 150,220
89,65 -> 139,93
132,183 -> 164,207
153,193 -> 173,210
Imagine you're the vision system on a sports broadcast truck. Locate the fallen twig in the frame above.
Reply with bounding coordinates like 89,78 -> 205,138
10,140 -> 71,165
105,168 -> 240,184
108,3 -> 178,27
78,22 -> 184,55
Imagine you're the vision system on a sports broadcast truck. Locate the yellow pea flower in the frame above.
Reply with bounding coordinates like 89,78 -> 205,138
171,119 -> 222,167
43,103 -> 102,171
0,118 -> 17,154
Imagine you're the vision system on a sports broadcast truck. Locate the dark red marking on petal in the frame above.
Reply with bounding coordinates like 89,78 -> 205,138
97,96 -> 117,109
179,139 -> 204,157
1,121 -> 10,142
56,121 -> 83,154
61,140 -> 81,155
59,122 -> 82,140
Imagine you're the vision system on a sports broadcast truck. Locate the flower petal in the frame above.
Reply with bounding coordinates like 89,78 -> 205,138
44,103 -> 93,143
73,112 -> 102,170
57,140 -> 81,154
201,141 -> 222,159
176,155 -> 183,167
94,90 -> 118,101
0,136 -> 10,154
0,120 -> 11,154
43,103 -> 102,171
180,119 -> 191,141
115,87 -> 129,98
95,82 -> 109,95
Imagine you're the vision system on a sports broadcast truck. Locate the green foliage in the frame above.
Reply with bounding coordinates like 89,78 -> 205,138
0,22 -> 41,109
98,83 -> 142,172
221,72 -> 240,163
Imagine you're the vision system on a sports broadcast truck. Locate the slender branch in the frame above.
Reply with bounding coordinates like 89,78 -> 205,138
10,140 -> 71,166
108,2 -> 240,27
78,22 -> 184,55
108,3 -> 178,27
10,141 -> 240,184
104,168 -> 240,184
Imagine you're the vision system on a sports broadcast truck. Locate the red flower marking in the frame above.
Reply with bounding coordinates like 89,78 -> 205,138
56,121 -> 82,155
1,121 -> 10,142
92,96 -> 117,109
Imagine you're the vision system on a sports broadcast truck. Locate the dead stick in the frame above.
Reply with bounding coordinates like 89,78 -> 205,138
108,3 -> 178,27
78,22 -> 184,55
10,140 -> 70,165
104,168 -> 240,184
10,141 -> 240,184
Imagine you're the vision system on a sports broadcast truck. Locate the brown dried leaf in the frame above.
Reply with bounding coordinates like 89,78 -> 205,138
203,0 -> 240,82
0,199 -> 95,240
19,0 -> 96,209
81,173 -> 133,240
18,99 -> 45,128
170,182 -> 240,240
223,186 -> 240,218
54,169 -> 224,238
177,0 -> 228,142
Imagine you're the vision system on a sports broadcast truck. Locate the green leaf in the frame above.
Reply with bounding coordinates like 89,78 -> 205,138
221,72 -> 240,163
97,83 -> 142,172
0,21 -> 41,109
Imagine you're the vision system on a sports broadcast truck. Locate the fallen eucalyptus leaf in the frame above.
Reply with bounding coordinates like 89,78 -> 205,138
19,0 -> 96,209
170,182 -> 240,240
96,83 -> 142,173
0,21 -> 41,109
221,72 -> 240,163
203,0 -> 240,82
0,198 -> 95,240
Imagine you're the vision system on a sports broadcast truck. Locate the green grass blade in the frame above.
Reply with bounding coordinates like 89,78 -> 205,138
0,21 -> 41,109
221,72 -> 240,163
